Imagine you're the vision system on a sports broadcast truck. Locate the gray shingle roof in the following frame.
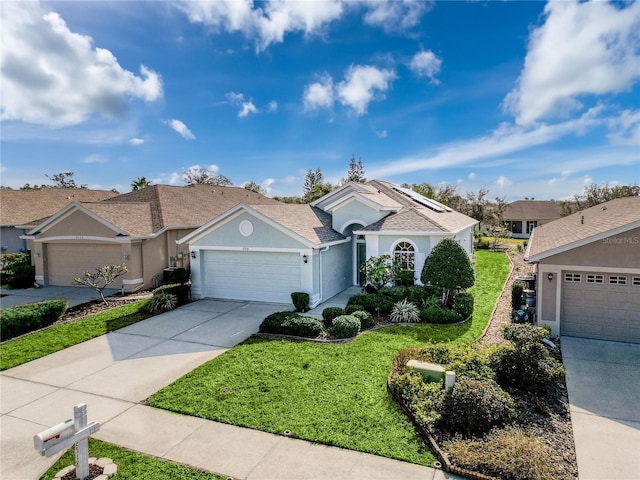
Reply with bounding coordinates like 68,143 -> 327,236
80,202 -> 155,237
504,200 -> 561,221
526,196 -> 640,260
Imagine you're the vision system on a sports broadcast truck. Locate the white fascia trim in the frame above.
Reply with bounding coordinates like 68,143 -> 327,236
123,278 -> 144,285
318,237 -> 352,248
322,193 -> 398,214
526,221 -> 640,262
30,236 -> 131,244
193,246 -> 313,255
544,264 -> 640,275
27,202 -> 128,236
353,229 -> 454,237
310,182 -> 368,208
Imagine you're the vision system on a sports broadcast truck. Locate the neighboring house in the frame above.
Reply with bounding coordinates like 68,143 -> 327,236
0,187 -> 118,254
182,180 -> 478,306
525,196 -> 640,343
503,200 -> 561,239
22,185 -> 279,291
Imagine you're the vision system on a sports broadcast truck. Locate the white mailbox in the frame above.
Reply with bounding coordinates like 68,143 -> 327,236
34,419 -> 76,454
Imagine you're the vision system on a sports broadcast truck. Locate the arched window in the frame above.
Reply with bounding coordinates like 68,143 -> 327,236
394,241 -> 415,271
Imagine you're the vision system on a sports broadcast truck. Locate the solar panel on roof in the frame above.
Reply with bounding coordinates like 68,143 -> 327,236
393,186 -> 452,212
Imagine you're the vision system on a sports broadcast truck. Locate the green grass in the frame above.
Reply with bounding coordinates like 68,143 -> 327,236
40,439 -> 228,480
149,250 -> 509,467
0,300 -> 150,371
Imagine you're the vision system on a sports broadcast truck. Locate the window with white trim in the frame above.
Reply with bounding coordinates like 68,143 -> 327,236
394,241 -> 415,271
564,273 -> 581,283
586,274 -> 604,284
609,275 -> 627,285
633,277 -> 640,286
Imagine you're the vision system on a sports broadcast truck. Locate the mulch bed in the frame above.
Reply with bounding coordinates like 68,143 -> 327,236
53,291 -> 153,325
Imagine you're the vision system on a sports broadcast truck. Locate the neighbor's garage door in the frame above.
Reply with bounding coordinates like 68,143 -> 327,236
47,244 -> 122,287
202,250 -> 301,303
561,271 -> 640,343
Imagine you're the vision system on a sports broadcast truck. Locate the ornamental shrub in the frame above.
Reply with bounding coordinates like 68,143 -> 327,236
346,293 -> 377,314
438,377 -> 517,436
259,311 -> 299,333
331,315 -> 360,339
394,269 -> 415,287
390,299 -> 420,323
291,292 -> 310,312
421,238 -> 474,307
344,304 -> 364,315
153,283 -> 190,305
2,254 -> 35,289
511,281 -> 525,310
452,292 -> 474,319
420,306 -> 460,324
403,286 -> 431,305
258,311 -> 323,338
390,369 -> 443,428
322,307 -> 344,326
0,299 -> 68,340
148,292 -> 177,314
491,324 -> 564,394
350,310 -> 374,329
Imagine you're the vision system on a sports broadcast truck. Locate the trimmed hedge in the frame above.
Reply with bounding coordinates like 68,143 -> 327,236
153,283 -> 190,305
350,310 -> 374,330
1,299 -> 68,340
420,306 -> 461,324
1,253 -> 35,289
291,292 -> 310,312
321,307 -> 344,326
166,267 -> 189,285
452,292 -> 474,319
259,311 -> 323,338
331,315 -> 360,339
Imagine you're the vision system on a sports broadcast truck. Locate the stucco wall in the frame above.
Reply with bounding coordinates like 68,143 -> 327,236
1,227 -> 27,253
43,210 -> 117,238
190,212 -> 306,250
142,234 -> 169,289
320,242 -> 352,300
332,200 -> 386,233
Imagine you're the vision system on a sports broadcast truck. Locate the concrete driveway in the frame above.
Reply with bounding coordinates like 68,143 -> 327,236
0,285 -> 119,309
0,298 -> 288,479
562,336 -> 640,480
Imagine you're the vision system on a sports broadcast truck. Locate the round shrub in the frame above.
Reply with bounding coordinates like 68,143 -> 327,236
259,311 -> 299,333
420,306 -> 460,324
438,377 -> 517,436
350,310 -> 374,329
291,292 -> 310,312
344,304 -> 364,315
452,292 -> 474,319
283,316 -> 324,338
322,307 -> 344,326
331,315 -> 361,339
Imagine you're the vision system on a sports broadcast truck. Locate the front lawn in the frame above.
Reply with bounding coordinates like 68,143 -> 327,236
0,300 -> 150,371
149,250 -> 509,466
40,439 -> 227,480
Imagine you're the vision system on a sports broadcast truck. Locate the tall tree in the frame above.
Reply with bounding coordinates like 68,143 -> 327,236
243,181 -> 266,195
183,166 -> 233,186
303,168 -> 329,202
346,155 -> 366,183
456,188 -> 507,232
306,182 -> 334,203
404,182 -> 459,206
560,183 -> 640,216
46,171 -> 86,188
131,177 -> 152,191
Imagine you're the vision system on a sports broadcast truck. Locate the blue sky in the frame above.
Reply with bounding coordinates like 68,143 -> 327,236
1,0 -> 639,200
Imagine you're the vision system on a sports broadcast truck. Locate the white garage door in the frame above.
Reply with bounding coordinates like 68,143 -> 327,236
47,243 -> 122,287
561,271 -> 640,343
202,250 -> 301,303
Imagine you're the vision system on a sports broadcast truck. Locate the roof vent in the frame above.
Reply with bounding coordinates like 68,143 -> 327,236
601,206 -> 607,211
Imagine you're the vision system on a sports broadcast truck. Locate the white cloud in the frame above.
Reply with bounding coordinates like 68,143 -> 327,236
362,0 -> 430,32
226,91 -> 246,103
468,172 -> 476,180
165,119 -> 196,139
495,175 -> 513,188
377,130 -> 388,139
504,0 -> 640,125
238,101 -> 258,118
83,154 -> 107,164
303,75 -> 335,111
0,1 -> 162,127
607,109 -> 640,146
408,50 -> 442,83
337,65 -> 396,116
268,100 -> 278,112
129,138 -> 145,146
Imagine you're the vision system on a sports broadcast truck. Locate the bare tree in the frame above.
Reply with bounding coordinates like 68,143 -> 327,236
183,166 -> 233,186
73,264 -> 128,303
46,171 -> 87,189
243,181 -> 266,195
560,183 -> 640,216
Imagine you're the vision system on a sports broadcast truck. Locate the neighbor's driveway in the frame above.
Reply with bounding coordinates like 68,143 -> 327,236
0,285 -> 119,309
0,299 -> 287,479
562,337 -> 640,480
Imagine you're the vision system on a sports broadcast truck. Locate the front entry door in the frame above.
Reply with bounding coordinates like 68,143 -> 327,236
357,243 -> 367,285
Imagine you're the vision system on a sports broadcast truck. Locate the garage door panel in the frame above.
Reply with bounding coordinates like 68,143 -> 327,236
561,271 -> 639,343
47,244 -> 122,287
203,251 -> 300,303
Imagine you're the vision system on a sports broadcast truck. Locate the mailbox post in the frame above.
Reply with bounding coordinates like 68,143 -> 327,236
34,403 -> 100,480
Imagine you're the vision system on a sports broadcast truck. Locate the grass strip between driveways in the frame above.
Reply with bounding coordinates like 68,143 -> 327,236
149,250 -> 510,467
0,300 -> 150,371
40,439 -> 228,480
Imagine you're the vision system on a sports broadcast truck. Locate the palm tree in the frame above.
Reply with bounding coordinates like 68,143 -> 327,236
131,177 -> 152,191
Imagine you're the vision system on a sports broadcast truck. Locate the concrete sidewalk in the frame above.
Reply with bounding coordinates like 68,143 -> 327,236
1,296 -> 457,480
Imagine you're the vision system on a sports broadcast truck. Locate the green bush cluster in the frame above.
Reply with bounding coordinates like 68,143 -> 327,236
331,314 -> 361,339
491,324 -> 564,394
1,299 -> 68,340
390,369 -> 443,427
452,292 -> 474,319
291,292 -> 310,312
166,267 -> 190,285
420,306 -> 460,324
350,310 -> 374,330
153,283 -> 190,305
321,307 -> 344,326
259,311 -> 323,338
438,377 -> 517,436
346,286 -> 433,317
1,253 -> 35,289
